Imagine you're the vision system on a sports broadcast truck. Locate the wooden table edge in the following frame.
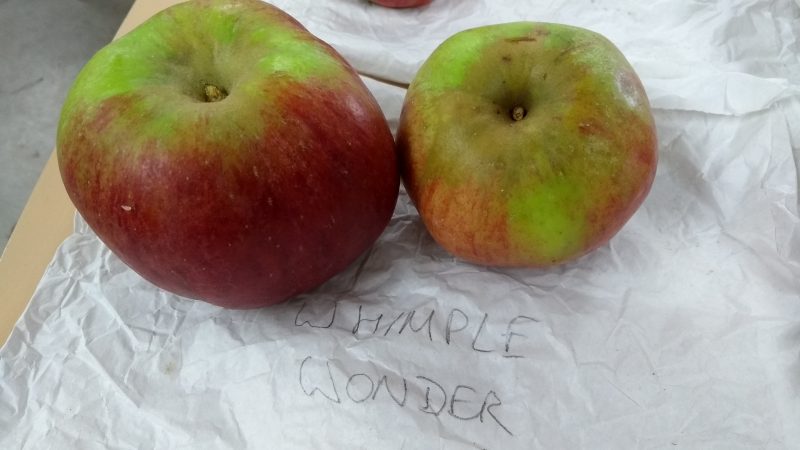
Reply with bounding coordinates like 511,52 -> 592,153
0,0 -> 184,346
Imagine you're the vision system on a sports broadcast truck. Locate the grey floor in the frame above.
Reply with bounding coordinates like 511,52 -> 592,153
0,0 -> 134,252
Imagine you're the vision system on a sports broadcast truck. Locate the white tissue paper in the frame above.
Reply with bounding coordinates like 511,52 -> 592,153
2,0 -> 800,448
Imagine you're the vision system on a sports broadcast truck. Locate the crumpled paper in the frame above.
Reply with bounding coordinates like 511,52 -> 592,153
2,0 -> 800,448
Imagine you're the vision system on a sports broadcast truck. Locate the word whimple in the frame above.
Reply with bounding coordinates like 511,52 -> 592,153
294,301 -> 539,359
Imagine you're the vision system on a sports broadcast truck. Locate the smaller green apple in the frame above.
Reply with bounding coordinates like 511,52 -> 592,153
398,22 -> 658,267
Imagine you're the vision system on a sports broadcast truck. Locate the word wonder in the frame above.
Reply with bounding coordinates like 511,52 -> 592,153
298,356 -> 514,436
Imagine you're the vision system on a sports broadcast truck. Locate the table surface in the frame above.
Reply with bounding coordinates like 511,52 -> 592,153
0,0 -> 183,346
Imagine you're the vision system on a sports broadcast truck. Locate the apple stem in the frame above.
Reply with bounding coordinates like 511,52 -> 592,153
511,106 -> 526,121
203,84 -> 227,102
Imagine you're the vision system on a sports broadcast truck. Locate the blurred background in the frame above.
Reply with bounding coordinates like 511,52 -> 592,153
0,0 -> 134,251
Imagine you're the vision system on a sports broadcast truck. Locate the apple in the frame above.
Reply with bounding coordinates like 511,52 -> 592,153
56,0 -> 399,308
398,22 -> 657,267
370,0 -> 432,8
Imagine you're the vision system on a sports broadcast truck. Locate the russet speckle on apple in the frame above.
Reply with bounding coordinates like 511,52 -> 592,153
398,22 -> 658,267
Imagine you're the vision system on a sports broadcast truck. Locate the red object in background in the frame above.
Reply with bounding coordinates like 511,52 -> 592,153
371,0 -> 432,8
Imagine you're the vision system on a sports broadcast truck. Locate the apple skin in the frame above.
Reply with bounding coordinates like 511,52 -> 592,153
56,0 -> 399,308
371,0 -> 432,8
398,22 -> 657,267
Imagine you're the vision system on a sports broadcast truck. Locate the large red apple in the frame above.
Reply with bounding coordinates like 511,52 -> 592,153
371,0 -> 432,8
398,22 -> 657,267
56,0 -> 399,308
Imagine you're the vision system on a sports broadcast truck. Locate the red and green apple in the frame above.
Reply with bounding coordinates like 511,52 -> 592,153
398,22 -> 657,267
57,0 -> 399,308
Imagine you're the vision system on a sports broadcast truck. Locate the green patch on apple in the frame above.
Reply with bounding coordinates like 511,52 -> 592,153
58,0 -> 349,152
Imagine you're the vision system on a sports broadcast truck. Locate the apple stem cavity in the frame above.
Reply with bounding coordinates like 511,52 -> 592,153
203,84 -> 228,103
511,106 -> 526,122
